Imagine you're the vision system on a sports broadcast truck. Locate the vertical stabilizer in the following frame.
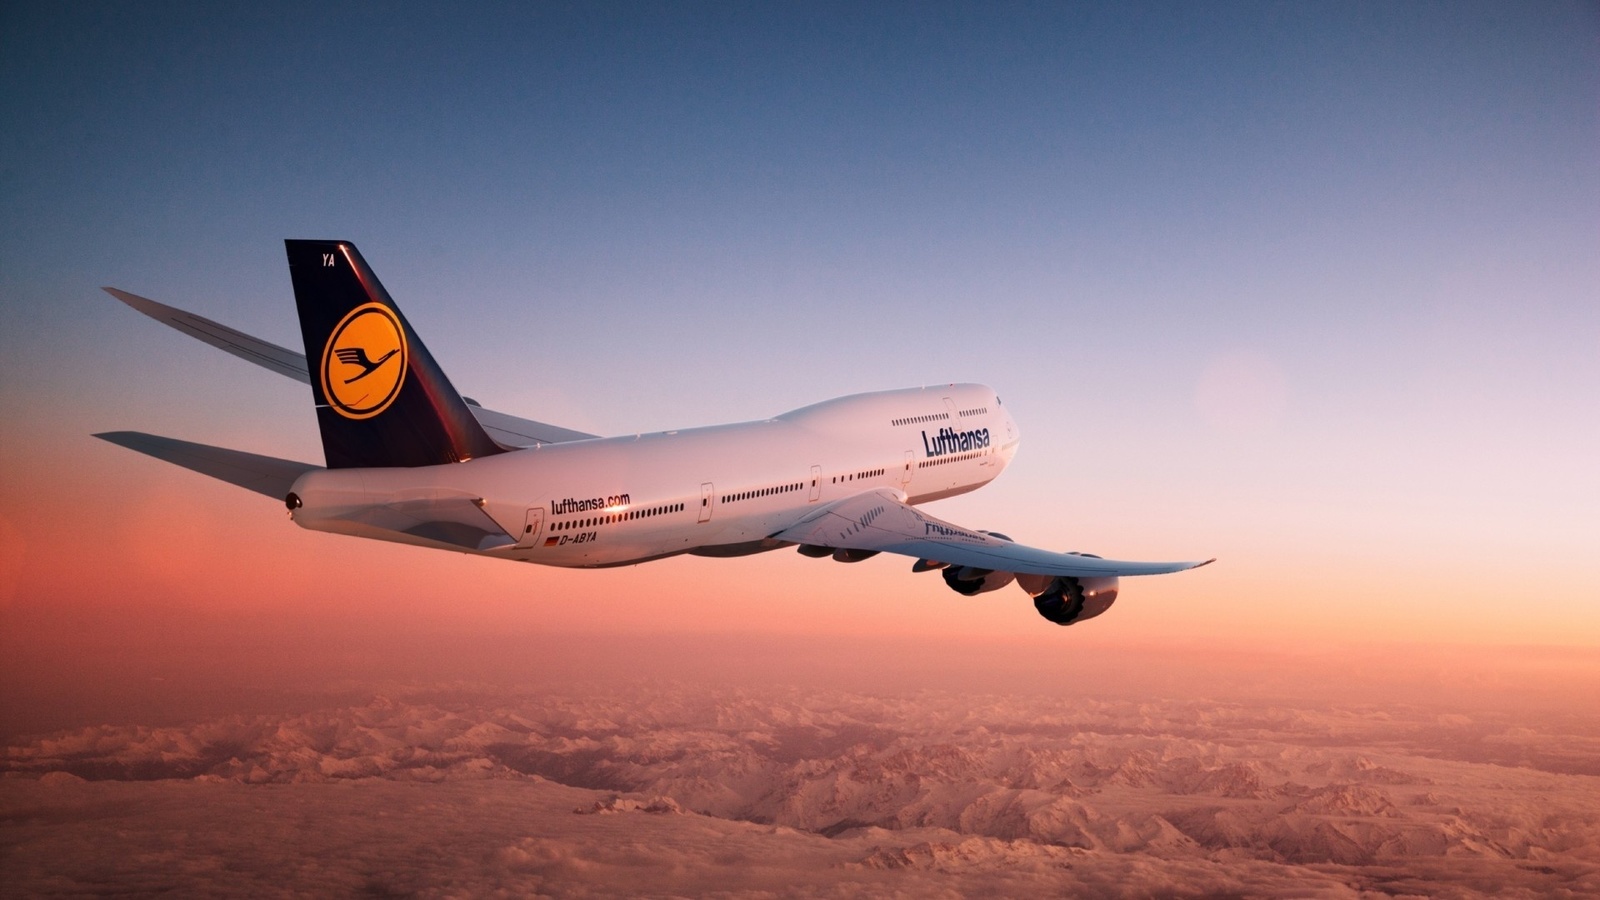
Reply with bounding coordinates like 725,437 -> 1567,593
285,240 -> 505,468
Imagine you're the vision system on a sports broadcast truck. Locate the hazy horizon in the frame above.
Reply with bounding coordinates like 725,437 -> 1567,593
6,630 -> 1599,896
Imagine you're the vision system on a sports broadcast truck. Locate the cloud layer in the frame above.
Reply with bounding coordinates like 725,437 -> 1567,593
5,680 -> 1598,896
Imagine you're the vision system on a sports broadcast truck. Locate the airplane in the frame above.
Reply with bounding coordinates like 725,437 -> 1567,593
97,240 -> 1211,627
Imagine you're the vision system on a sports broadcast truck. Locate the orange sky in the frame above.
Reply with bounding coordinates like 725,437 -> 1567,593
3,3 -> 1598,747
2,377 -> 1597,659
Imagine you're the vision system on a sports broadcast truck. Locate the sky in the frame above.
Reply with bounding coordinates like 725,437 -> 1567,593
1,2 -> 1598,724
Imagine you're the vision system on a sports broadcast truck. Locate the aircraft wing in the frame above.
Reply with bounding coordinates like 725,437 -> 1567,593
103,287 -> 599,446
94,431 -> 319,500
773,488 -> 1212,578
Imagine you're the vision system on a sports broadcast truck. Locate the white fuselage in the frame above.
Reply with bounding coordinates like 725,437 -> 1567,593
289,383 -> 1020,567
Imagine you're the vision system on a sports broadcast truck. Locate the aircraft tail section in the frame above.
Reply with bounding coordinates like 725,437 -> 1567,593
285,240 -> 506,468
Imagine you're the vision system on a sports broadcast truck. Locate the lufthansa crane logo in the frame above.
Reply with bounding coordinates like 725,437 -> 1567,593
320,302 -> 408,420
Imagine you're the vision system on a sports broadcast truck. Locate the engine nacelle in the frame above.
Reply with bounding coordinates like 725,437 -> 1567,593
937,530 -> 1018,596
942,566 -> 1017,596
1018,573 -> 1120,626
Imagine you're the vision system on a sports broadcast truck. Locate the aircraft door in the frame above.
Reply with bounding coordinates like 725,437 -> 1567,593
902,450 -> 914,487
809,465 -> 822,501
516,508 -> 544,548
699,483 -> 714,523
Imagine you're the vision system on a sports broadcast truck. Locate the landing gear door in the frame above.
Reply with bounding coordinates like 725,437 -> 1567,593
516,508 -> 544,548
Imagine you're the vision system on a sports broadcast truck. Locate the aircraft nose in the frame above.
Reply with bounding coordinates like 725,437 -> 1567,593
1000,407 -> 1020,460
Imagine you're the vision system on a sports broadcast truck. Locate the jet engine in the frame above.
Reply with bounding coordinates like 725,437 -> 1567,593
1016,567 -> 1119,626
916,536 -> 1120,622
934,530 -> 1016,596
941,566 -> 1017,596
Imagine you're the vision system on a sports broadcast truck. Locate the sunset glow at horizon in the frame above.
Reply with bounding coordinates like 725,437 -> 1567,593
1,2 -> 1597,697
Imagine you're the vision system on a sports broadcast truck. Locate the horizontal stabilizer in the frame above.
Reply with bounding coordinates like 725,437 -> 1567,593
465,403 -> 599,446
102,286 -> 598,446
330,497 -> 515,552
103,288 -> 310,384
94,431 -> 319,500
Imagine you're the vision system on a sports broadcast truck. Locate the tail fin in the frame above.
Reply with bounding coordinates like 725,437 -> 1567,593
285,240 -> 505,468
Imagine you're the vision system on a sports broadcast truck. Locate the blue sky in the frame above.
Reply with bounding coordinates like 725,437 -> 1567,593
1,2 -> 1596,647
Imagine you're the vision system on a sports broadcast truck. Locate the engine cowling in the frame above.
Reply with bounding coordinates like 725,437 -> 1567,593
1020,574 -> 1120,626
942,566 -> 1017,596
936,530 -> 1019,596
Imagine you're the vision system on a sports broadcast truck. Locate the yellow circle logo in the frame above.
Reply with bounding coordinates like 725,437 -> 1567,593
320,302 -> 408,420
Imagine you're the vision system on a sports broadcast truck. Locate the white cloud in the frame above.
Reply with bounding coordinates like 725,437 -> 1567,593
4,682 -> 1599,896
